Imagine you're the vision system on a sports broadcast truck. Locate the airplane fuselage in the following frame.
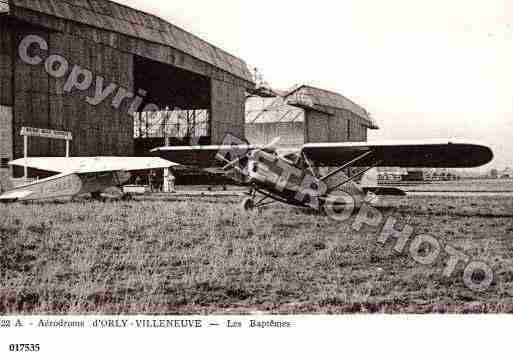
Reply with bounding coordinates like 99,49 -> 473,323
0,171 -> 132,202
229,149 -> 327,209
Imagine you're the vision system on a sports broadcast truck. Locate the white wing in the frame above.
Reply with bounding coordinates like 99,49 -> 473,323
9,157 -> 178,174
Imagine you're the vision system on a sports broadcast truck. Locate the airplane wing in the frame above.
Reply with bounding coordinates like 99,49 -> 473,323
8,157 -> 177,174
1,157 -> 178,202
151,144 -> 259,167
302,139 -> 493,168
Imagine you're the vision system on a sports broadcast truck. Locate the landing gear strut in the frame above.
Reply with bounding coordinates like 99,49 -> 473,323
240,187 -> 275,211
241,197 -> 255,211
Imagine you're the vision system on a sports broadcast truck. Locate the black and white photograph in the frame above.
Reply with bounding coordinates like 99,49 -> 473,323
0,0 -> 511,356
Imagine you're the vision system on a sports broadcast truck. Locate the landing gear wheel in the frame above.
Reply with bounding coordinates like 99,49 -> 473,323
241,197 -> 255,211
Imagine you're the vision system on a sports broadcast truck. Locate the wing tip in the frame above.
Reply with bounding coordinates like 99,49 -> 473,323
472,143 -> 494,167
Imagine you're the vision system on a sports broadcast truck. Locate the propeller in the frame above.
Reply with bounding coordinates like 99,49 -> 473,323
263,136 -> 281,152
222,137 -> 281,171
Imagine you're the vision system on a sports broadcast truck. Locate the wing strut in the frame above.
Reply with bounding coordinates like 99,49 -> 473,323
302,151 -> 318,177
328,161 -> 382,192
320,150 -> 374,182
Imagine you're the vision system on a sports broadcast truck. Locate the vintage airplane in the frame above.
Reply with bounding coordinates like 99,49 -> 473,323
0,157 -> 177,202
152,138 -> 493,212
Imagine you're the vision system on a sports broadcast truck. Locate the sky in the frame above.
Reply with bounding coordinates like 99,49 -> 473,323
117,0 -> 513,170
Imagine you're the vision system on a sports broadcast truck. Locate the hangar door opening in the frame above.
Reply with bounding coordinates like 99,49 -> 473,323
133,56 -> 212,155
0,105 -> 12,186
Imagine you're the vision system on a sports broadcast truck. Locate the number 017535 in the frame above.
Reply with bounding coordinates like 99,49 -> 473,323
9,344 -> 41,352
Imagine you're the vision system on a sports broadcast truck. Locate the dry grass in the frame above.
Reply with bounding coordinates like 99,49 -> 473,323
0,194 -> 512,314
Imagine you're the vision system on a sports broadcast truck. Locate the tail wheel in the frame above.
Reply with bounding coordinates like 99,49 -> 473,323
241,197 -> 255,211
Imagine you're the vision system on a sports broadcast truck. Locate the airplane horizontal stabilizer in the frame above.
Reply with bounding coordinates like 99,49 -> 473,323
363,187 -> 406,196
0,189 -> 33,201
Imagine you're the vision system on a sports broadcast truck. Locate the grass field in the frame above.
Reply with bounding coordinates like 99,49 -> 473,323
1,193 -> 512,314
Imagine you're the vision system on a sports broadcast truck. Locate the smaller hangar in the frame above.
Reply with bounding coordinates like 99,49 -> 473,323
246,85 -> 379,148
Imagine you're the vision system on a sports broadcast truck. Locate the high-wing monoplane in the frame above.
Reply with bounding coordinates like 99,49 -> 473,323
152,138 -> 493,211
0,157 -> 176,202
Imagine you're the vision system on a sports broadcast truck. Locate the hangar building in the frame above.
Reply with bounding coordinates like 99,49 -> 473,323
0,0 -> 254,178
246,85 -> 378,148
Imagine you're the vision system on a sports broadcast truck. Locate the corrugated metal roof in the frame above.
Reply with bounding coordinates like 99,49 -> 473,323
285,85 -> 379,129
8,0 -> 252,82
286,85 -> 365,117
246,97 -> 304,124
246,86 -> 380,129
